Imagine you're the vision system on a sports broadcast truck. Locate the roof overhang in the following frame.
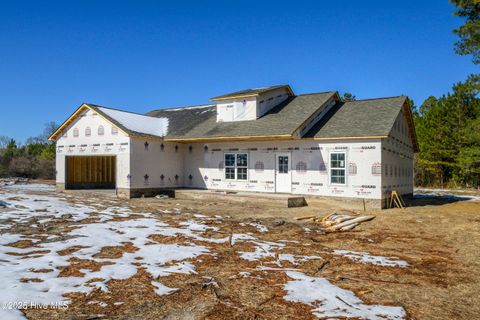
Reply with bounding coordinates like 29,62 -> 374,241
164,134 -> 293,143
305,135 -> 388,141
403,99 -> 419,153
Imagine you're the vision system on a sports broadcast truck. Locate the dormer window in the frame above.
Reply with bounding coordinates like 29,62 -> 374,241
211,85 -> 293,123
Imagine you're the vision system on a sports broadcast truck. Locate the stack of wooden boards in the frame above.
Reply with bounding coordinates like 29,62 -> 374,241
295,211 -> 375,232
388,190 -> 406,209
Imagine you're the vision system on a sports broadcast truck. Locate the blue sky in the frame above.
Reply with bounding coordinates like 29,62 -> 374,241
0,0 -> 475,142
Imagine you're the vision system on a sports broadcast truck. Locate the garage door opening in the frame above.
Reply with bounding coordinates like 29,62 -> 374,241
66,156 -> 116,189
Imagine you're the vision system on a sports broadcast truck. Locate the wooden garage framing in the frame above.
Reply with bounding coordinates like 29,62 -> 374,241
66,156 -> 116,189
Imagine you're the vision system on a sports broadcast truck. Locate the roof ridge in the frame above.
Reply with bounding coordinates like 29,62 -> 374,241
295,91 -> 337,97
86,103 -> 157,118
149,103 -> 216,112
344,95 -> 406,103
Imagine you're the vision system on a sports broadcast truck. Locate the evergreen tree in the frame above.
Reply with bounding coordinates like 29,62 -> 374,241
451,0 -> 480,64
415,75 -> 480,187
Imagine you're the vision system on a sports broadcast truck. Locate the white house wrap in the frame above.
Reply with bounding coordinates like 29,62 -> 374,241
49,85 -> 418,208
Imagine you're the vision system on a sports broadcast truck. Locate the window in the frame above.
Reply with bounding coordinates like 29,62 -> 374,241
73,128 -> 79,137
85,127 -> 91,137
98,125 -> 104,136
330,152 -> 346,184
278,156 -> 289,173
111,126 -> 118,135
225,154 -> 235,179
224,153 -> 248,180
236,153 -> 248,180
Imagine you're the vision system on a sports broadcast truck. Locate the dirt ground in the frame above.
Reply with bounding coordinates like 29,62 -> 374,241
1,182 -> 480,320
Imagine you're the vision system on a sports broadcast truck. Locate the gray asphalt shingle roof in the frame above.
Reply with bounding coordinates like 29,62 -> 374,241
303,96 -> 408,138
84,95 -> 410,144
146,92 -> 336,139
49,88 -> 417,151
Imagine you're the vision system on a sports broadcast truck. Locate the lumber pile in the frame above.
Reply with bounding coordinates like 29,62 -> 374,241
295,211 -> 375,232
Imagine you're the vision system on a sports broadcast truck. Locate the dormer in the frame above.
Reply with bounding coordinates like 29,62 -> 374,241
211,85 -> 294,122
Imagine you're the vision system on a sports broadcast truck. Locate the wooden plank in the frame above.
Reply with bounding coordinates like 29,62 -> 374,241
81,157 -> 85,183
103,156 -> 107,183
112,156 -> 116,185
97,156 -> 102,183
84,157 -> 88,183
97,157 -> 100,183
295,215 -> 316,221
109,156 -> 114,183
86,157 -> 91,183
105,156 -> 109,183
105,157 -> 108,183
92,156 -> 97,183
66,157 -> 72,186
73,157 -> 78,183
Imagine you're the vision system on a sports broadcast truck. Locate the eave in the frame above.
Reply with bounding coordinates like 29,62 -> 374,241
164,134 -> 293,143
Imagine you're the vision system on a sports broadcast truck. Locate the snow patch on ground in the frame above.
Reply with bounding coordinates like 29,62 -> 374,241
230,233 -> 256,245
151,281 -> 178,296
284,271 -> 406,319
276,254 -> 322,266
247,222 -> 268,233
2,183 -> 55,192
333,250 -> 409,268
0,185 -> 408,319
238,240 -> 285,261
0,188 -> 221,319
0,218 -> 210,319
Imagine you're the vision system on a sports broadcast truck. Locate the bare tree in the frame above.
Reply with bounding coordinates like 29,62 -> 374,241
0,136 -> 10,149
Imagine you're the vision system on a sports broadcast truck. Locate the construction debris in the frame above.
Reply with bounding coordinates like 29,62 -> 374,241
388,191 -> 406,209
295,215 -> 316,221
287,196 -> 307,208
295,211 -> 375,232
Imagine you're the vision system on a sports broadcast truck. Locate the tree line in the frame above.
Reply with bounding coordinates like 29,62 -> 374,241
0,122 -> 57,180
412,1 -> 479,188
413,75 -> 480,188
